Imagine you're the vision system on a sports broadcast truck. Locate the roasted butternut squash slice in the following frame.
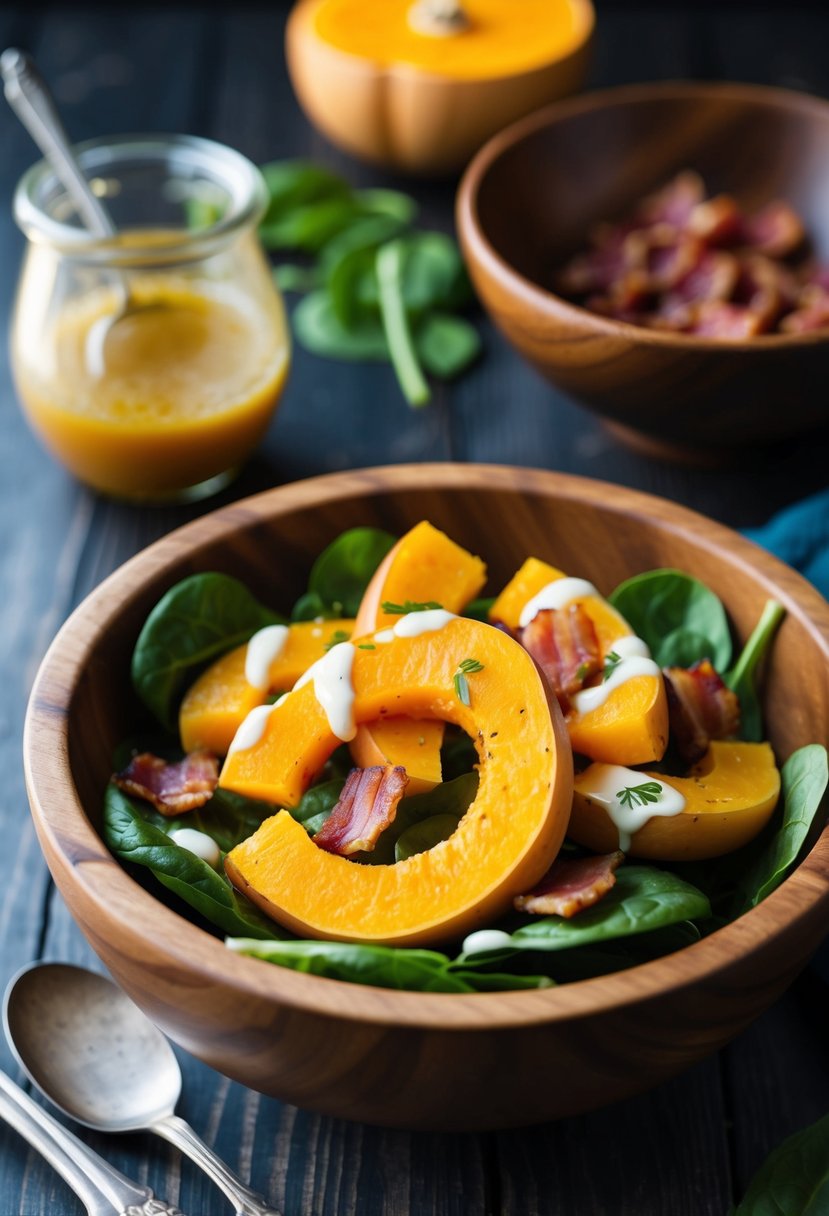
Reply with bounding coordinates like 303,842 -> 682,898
490,557 -> 668,766
179,619 -> 355,755
569,741 -> 781,861
349,520 -> 488,789
222,615 -> 572,947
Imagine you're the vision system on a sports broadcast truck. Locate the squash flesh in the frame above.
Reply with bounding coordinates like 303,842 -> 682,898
348,716 -> 444,794
222,616 -> 573,946
569,741 -> 781,860
490,557 -> 668,765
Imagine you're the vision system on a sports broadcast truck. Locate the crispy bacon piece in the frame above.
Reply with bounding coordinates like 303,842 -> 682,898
519,605 -> 601,708
688,195 -> 743,246
314,765 -> 408,856
637,170 -> 704,229
781,298 -> 829,333
113,750 -> 218,815
690,301 -> 769,339
515,851 -> 625,918
663,659 -> 741,765
740,201 -> 805,258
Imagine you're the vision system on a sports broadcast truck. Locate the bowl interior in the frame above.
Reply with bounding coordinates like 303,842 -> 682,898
474,84 -> 829,299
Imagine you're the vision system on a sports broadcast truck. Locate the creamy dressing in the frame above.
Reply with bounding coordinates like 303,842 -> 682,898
461,928 -> 514,955
577,764 -> 686,851
168,827 -> 221,867
244,624 -> 289,690
573,636 -> 660,714
294,641 -> 357,741
227,703 -> 275,756
518,577 -> 600,628
374,608 -> 457,644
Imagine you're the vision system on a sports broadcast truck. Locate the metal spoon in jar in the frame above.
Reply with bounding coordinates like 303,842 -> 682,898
0,47 -> 155,377
4,962 -> 282,1216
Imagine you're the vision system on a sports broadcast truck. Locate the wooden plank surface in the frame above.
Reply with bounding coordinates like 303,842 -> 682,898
0,3 -> 827,1214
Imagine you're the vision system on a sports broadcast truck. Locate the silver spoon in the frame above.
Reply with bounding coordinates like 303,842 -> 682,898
4,962 -> 282,1216
0,47 -> 155,376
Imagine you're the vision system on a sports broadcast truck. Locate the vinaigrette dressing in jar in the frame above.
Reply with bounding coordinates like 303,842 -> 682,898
11,134 -> 290,502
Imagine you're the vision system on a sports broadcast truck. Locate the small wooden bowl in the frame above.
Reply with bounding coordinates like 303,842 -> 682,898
24,464 -> 829,1130
457,82 -> 829,458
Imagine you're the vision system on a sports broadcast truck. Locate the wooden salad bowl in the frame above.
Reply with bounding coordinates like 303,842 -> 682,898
24,464 -> 829,1130
457,82 -> 829,460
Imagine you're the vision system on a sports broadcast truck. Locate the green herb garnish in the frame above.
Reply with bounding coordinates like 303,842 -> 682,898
453,658 -> 485,706
616,781 -> 664,810
602,650 -> 622,681
324,629 -> 351,651
381,600 -> 443,615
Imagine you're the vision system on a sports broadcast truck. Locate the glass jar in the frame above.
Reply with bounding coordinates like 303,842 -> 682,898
11,134 -> 290,502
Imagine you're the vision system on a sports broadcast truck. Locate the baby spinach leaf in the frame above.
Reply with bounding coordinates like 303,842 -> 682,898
273,263 -> 319,293
306,526 -> 397,617
353,188 -> 417,226
397,232 -> 472,314
730,744 -> 828,915
376,239 -> 431,407
226,938 -> 473,991
103,786 -> 276,940
733,1111 -> 829,1215
164,788 -> 276,855
725,599 -> 785,742
131,573 -> 284,732
293,291 -> 389,361
415,313 -> 482,379
365,772 -> 478,865
395,813 -> 460,861
609,569 -> 732,670
324,214 -> 409,326
448,970 -> 554,991
289,777 -> 346,837
260,160 -> 350,223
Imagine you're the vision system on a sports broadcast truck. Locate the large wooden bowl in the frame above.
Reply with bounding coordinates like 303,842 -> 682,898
24,465 -> 829,1130
456,82 -> 829,458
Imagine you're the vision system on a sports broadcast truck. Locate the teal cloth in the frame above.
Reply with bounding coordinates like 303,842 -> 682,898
743,487 -> 829,598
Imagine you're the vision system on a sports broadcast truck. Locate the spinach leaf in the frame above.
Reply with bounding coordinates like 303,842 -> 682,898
322,214 -> 410,325
260,160 -> 350,222
131,573 -> 284,732
103,786 -> 276,939
440,730 -> 479,780
293,290 -> 389,361
289,777 -> 346,837
261,197 -> 362,253
725,600 -> 785,742
162,788 -> 276,855
395,813 -> 460,862
733,1112 -> 829,1215
730,744 -> 829,915
306,526 -> 397,617
463,596 -> 495,623
226,938 -> 473,991
365,772 -> 478,864
456,867 -> 710,960
448,970 -> 554,991
376,239 -> 431,407
273,264 -> 319,293
398,232 -> 472,314
415,313 -> 481,379
353,188 -> 417,227
609,569 -> 733,670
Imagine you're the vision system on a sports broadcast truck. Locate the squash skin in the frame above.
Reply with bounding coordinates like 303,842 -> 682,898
179,619 -> 355,756
351,519 -> 487,785
285,0 -> 594,175
490,557 -> 669,766
569,741 -> 781,861
222,616 -> 573,947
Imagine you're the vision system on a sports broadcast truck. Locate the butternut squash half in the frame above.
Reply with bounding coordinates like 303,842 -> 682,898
569,741 -> 781,861
179,619 -> 355,755
490,557 -> 669,767
350,520 -> 487,792
222,615 -> 573,946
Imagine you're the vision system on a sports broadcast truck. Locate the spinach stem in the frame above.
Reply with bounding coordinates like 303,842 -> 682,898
725,599 -> 785,691
376,240 -> 431,407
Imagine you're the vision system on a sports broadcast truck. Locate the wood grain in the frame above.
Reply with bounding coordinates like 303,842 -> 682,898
457,81 -> 829,456
24,464 -> 829,1131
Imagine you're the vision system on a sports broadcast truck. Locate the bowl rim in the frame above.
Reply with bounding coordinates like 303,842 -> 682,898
456,79 -> 829,352
24,463 -> 829,1031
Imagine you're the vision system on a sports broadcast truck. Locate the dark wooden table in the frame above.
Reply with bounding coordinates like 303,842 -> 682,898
1,3 -> 828,1213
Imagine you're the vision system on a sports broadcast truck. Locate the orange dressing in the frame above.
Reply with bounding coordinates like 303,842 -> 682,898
14,271 -> 289,500
312,0 -> 587,78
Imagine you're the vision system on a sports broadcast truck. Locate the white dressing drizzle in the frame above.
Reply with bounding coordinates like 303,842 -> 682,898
461,928 -> 514,955
374,608 -> 457,643
518,578 -> 600,628
168,827 -> 221,868
294,641 -> 357,741
572,636 -> 660,714
244,624 -> 289,690
577,764 -> 686,852
227,703 -> 275,756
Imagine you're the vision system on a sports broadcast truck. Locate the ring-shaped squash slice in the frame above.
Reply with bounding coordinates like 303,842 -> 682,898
222,616 -> 572,947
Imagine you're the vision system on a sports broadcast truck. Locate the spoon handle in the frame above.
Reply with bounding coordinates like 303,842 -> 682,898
153,1114 -> 282,1216
0,1070 -> 186,1216
0,47 -> 116,238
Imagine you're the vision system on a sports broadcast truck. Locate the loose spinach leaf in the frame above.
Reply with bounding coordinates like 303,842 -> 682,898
322,214 -> 410,325
226,938 -> 473,991
733,1111 -> 829,1215
353,188 -> 417,227
103,786 -> 276,939
415,313 -> 481,379
730,744 -> 829,915
293,290 -> 390,361
131,573 -> 284,732
289,777 -> 346,837
397,232 -> 472,315
376,239 -> 431,407
395,813 -> 460,862
455,868 -> 710,961
273,263 -> 319,293
609,569 -> 733,670
260,160 -> 350,221
306,526 -> 397,617
725,600 -> 786,742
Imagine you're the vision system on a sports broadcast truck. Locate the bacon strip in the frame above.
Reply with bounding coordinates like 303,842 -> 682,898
514,851 -> 624,918
519,605 -> 600,707
314,765 -> 409,856
663,659 -> 741,765
113,750 -> 218,816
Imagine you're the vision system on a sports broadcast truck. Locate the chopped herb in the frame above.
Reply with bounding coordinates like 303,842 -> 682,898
603,650 -> 623,682
357,642 -> 376,650
381,600 -> 443,615
616,781 -> 664,810
453,658 -> 485,706
575,662 -> 589,683
324,629 -> 351,651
